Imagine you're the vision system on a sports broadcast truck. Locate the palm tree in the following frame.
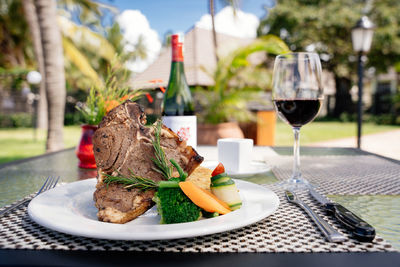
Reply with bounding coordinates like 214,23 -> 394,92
22,0 -> 47,129
209,0 -> 218,63
2,0 -> 65,151
21,0 -> 119,151
10,0 -> 148,151
34,0 -> 66,152
22,0 -> 117,131
208,0 -> 237,63
0,0 -> 33,68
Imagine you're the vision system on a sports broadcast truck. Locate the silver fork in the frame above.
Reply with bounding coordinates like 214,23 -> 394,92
0,176 -> 60,217
285,190 -> 347,243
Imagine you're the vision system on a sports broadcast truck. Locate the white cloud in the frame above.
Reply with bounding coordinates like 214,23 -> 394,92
117,10 -> 161,73
195,6 -> 259,39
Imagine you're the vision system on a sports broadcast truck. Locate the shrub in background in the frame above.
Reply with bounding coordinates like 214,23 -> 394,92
0,113 -> 33,128
64,112 -> 85,126
11,113 -> 32,127
0,114 -> 13,128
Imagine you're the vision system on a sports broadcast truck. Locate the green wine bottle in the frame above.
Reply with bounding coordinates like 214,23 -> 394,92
162,34 -> 197,148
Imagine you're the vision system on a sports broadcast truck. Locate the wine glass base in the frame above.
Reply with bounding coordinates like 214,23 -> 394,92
276,178 -> 310,190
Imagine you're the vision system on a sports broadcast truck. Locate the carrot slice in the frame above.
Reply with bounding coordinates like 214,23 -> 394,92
199,188 -> 231,211
179,181 -> 231,215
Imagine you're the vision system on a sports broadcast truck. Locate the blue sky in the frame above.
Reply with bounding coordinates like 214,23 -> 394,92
98,0 -> 275,72
103,0 -> 274,37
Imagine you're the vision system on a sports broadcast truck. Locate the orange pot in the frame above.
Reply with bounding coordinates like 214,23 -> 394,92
198,122 -> 244,145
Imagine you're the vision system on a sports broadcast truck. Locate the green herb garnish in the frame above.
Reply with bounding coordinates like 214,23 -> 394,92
151,120 -> 173,179
102,169 -> 180,190
151,120 -> 187,181
103,169 -> 158,190
102,120 -> 188,189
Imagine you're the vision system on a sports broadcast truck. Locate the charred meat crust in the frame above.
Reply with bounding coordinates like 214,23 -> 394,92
92,101 -> 203,224
93,183 -> 155,224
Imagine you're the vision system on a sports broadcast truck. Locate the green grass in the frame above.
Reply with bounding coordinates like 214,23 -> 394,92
0,126 -> 81,164
0,122 -> 398,165
275,121 -> 399,146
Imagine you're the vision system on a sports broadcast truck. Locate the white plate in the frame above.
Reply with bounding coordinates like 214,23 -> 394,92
201,161 -> 271,178
28,178 -> 279,240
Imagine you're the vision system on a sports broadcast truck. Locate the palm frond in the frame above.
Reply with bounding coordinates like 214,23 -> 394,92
198,35 -> 290,124
62,37 -> 101,86
58,0 -> 117,27
58,16 -> 116,62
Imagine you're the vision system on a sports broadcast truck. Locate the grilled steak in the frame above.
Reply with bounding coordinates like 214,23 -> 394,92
92,101 -> 203,223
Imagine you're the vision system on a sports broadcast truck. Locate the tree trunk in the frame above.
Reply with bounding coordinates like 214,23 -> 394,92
34,0 -> 66,152
208,0 -> 219,63
333,76 -> 355,117
22,0 -> 47,129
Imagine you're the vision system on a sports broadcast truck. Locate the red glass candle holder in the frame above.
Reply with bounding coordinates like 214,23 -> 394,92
76,124 -> 98,169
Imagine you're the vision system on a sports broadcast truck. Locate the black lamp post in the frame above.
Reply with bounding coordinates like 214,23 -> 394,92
351,16 -> 375,149
27,71 -> 42,141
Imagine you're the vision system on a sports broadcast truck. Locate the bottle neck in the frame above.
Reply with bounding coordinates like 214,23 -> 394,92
163,61 -> 193,116
169,61 -> 185,80
172,42 -> 184,62
169,41 -> 187,87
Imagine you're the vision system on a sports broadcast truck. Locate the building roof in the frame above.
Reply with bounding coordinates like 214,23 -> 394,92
131,26 -> 254,89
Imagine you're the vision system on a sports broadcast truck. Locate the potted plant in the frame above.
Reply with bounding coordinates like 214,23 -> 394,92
196,35 -> 290,145
75,67 -> 141,169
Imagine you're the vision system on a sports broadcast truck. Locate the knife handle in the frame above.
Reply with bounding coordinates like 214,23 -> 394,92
326,203 -> 375,242
298,201 -> 347,243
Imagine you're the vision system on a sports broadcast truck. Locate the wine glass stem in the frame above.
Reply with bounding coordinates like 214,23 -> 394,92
292,127 -> 302,181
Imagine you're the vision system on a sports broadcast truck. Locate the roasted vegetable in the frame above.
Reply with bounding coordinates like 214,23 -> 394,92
210,165 -> 242,211
153,186 -> 201,224
211,163 -> 225,177
179,181 -> 231,215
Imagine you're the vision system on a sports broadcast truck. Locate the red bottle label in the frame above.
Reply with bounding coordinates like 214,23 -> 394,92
171,35 -> 184,62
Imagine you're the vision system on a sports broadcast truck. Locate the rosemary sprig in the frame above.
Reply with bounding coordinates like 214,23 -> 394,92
151,120 -> 188,181
103,169 -> 158,190
151,120 -> 173,179
102,170 -> 180,190
103,120 -> 189,190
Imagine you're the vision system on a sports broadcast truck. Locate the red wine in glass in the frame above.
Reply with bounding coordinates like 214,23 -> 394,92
272,52 -> 324,189
274,99 -> 322,128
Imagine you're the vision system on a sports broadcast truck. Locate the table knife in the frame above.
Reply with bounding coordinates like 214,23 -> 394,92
285,190 -> 347,243
308,187 -> 375,242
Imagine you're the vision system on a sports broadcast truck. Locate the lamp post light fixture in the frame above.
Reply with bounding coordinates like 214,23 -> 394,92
26,71 -> 42,141
351,16 -> 375,149
27,71 -> 42,85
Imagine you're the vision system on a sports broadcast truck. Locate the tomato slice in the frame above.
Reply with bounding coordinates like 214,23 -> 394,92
211,163 -> 225,177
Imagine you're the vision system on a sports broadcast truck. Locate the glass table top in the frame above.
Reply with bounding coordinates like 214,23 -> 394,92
0,146 -> 399,250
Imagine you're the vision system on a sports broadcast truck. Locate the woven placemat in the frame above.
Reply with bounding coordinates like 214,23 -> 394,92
0,186 -> 396,252
267,155 -> 400,195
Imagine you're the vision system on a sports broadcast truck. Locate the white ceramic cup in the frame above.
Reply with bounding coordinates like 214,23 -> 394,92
217,138 -> 253,173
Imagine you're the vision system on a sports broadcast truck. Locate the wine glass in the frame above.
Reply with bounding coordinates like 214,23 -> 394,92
272,52 -> 324,189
